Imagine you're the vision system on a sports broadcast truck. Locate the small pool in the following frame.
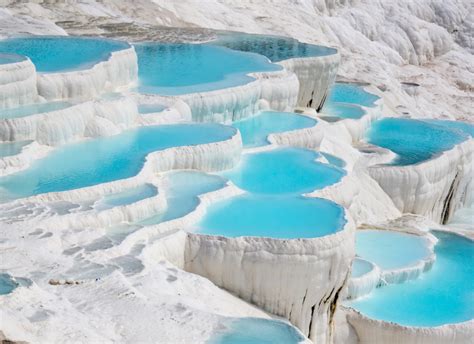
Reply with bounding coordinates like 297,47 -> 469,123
321,102 -> 366,119
0,53 -> 26,65
0,101 -> 72,120
0,124 -> 236,200
347,231 -> 474,327
0,36 -> 130,72
356,230 -> 432,271
367,118 -> 473,165
0,273 -> 18,295
351,258 -> 374,278
94,184 -> 158,211
195,194 -> 346,239
0,141 -> 31,158
221,147 -> 345,194
320,152 -> 346,168
139,171 -> 226,226
326,83 -> 379,108
135,42 -> 280,95
232,111 -> 317,147
208,317 -> 305,344
138,104 -> 168,114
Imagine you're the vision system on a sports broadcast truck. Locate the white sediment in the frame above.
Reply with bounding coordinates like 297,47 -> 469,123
0,57 -> 38,109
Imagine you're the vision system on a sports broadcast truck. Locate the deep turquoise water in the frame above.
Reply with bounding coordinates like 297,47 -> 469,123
322,102 -> 366,119
0,101 -> 72,119
0,36 -> 129,72
214,32 -> 336,62
196,194 -> 346,239
367,118 -> 473,165
0,141 -> 31,158
138,104 -> 168,114
0,124 -> 236,200
94,184 -> 158,211
232,111 -> 317,147
135,43 -> 280,95
347,231 -> 474,326
222,147 -> 345,195
326,83 -> 379,108
0,274 -> 17,295
351,258 -> 374,278
139,171 -> 226,226
356,230 -> 432,271
208,318 -> 304,344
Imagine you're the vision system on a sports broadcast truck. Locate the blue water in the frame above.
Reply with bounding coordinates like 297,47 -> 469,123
214,32 -> 337,62
320,152 -> 346,168
208,318 -> 305,344
196,194 -> 346,239
232,111 -> 317,147
138,104 -> 168,114
0,124 -> 236,200
356,230 -> 432,271
367,118 -> 472,165
326,83 -> 379,108
351,258 -> 374,278
0,36 -> 129,72
422,119 -> 474,137
347,231 -> 474,326
0,53 -> 26,64
0,101 -> 72,119
139,171 -> 226,226
95,184 -> 158,211
135,42 -> 280,95
0,141 -> 31,158
222,148 -> 345,195
322,102 -> 366,119
0,273 -> 17,295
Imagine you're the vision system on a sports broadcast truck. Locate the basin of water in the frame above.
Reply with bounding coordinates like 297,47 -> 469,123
195,194 -> 346,239
347,231 -> 474,326
351,258 -> 375,278
208,317 -> 305,344
138,104 -> 168,114
0,101 -> 72,120
326,83 -> 379,108
0,124 -> 236,200
135,43 -> 280,95
321,102 -> 366,119
0,36 -> 130,72
0,273 -> 18,295
94,184 -> 158,211
0,141 -> 31,158
0,53 -> 26,65
367,118 -> 473,165
221,147 -> 344,194
232,111 -> 316,147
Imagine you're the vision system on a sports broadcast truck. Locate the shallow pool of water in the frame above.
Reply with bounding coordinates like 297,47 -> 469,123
94,184 -> 158,211
347,231 -> 474,327
222,147 -> 344,195
326,83 -> 379,108
0,124 -> 236,200
0,141 -> 31,158
0,53 -> 26,65
0,273 -> 17,295
138,104 -> 168,114
232,111 -> 316,147
0,36 -> 129,72
195,194 -> 346,239
321,102 -> 366,119
351,258 -> 374,278
0,101 -> 72,120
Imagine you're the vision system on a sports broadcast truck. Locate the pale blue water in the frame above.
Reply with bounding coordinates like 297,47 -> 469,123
135,42 -> 280,95
232,111 -> 317,147
0,101 -> 72,119
321,152 -> 346,168
0,53 -> 26,64
356,230 -> 431,271
0,141 -> 31,158
0,124 -> 236,200
326,83 -> 379,108
222,148 -> 345,195
208,318 -> 305,344
95,184 -> 158,211
351,258 -> 374,278
138,104 -> 168,114
139,171 -> 226,226
422,119 -> 474,137
367,118 -> 472,165
347,231 -> 474,326
214,32 -> 337,62
322,102 -> 366,119
0,273 -> 17,295
196,194 -> 346,239
0,36 -> 129,72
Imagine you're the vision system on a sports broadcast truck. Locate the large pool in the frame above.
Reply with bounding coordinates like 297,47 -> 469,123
135,42 -> 280,95
0,124 -> 236,200
221,147 -> 344,195
367,118 -> 473,165
0,36 -> 130,72
195,194 -> 346,239
347,231 -> 474,327
232,111 -> 317,147
0,101 -> 72,120
326,83 -> 379,108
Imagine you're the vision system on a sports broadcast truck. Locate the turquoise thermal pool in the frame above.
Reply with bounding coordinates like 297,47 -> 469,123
321,102 -> 366,119
326,83 -> 379,108
0,273 -> 17,295
0,124 -> 236,200
221,147 -> 345,195
0,36 -> 129,72
138,104 -> 168,114
0,101 -> 72,120
232,111 -> 317,147
367,118 -> 474,165
195,194 -> 346,239
356,230 -> 432,271
347,231 -> 474,327
208,317 -> 305,344
0,141 -> 30,158
94,184 -> 158,211
135,43 -> 280,95
351,258 -> 375,278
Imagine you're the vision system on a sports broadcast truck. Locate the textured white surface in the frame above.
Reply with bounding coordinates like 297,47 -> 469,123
0,57 -> 38,109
